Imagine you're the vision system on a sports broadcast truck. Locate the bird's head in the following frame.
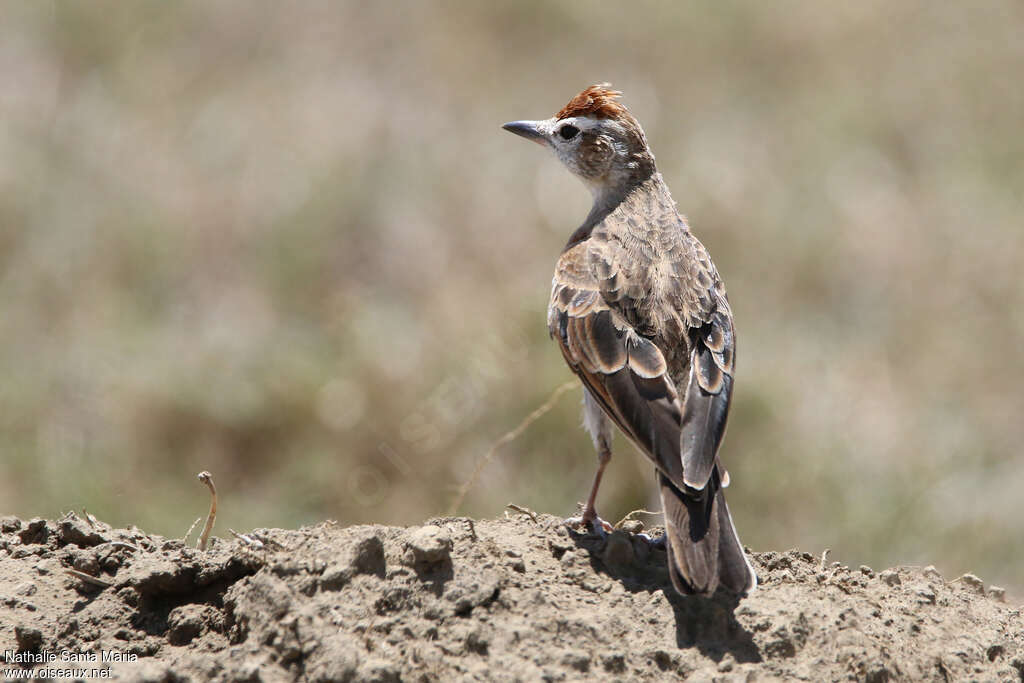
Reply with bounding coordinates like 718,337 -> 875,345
503,84 -> 655,201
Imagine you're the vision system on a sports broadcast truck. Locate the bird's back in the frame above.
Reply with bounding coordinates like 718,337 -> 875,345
549,174 -> 732,385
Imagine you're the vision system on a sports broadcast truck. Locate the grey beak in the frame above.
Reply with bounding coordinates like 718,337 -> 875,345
502,120 -> 547,145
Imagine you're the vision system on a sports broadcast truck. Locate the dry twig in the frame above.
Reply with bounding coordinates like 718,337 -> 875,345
614,509 -> 662,528
182,517 -> 202,544
197,471 -> 217,551
64,569 -> 112,588
107,541 -> 140,552
448,380 -> 578,515
228,528 -> 264,550
505,503 -> 538,523
81,509 -> 100,528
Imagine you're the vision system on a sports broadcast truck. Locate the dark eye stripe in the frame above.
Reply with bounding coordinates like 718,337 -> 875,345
559,124 -> 580,140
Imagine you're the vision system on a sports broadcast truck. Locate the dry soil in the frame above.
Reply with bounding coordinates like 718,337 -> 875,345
1,512 -> 1022,681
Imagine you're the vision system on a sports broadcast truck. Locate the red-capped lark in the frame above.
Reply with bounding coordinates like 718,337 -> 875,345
503,85 -> 756,596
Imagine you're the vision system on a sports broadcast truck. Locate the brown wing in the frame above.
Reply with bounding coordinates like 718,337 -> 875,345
548,246 -> 687,486
678,305 -> 735,489
582,220 -> 737,492
550,217 -> 750,594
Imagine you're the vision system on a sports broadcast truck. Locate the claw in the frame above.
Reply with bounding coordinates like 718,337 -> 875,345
636,532 -> 667,549
564,515 -> 614,538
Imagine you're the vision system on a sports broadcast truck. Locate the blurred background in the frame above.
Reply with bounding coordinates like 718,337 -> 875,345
2,2 -> 1022,594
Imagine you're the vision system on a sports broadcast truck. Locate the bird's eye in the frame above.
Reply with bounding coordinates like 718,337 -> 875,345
558,124 -> 580,140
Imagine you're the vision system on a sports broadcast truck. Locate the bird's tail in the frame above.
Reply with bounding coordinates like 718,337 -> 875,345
658,470 -> 757,596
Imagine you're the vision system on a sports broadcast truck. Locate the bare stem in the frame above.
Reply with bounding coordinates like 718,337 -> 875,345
613,509 -> 662,528
197,471 -> 217,551
505,503 -> 538,523
183,517 -> 202,544
228,528 -> 265,550
448,380 -> 577,515
65,569 -> 112,588
107,541 -> 140,552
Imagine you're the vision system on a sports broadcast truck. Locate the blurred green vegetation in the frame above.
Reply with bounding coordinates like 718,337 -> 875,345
1,2 -> 1022,593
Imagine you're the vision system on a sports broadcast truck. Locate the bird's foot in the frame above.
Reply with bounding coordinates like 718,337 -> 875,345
636,532 -> 667,549
564,514 -> 614,538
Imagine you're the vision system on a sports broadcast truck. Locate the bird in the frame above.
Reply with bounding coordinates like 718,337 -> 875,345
502,84 -> 757,596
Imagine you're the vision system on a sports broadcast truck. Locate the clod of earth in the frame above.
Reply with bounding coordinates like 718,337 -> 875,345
1,512 -> 1022,681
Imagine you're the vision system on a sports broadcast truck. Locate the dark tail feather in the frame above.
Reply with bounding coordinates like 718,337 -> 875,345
659,471 -> 757,596
714,485 -> 758,594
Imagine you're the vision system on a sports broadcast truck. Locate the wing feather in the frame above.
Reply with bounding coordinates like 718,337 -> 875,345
549,241 -> 736,494
549,264 -> 683,484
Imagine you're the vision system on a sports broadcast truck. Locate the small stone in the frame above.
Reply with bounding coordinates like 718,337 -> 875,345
1009,656 -> 1024,678
444,572 -> 501,617
319,564 -> 351,590
651,649 -> 675,670
923,565 -> 942,580
127,661 -> 175,682
619,519 -> 644,534
988,586 -> 1006,602
718,653 -> 736,672
766,553 -> 793,571
601,653 -> 626,673
166,605 -> 207,645
13,582 -> 37,597
321,532 -> 386,590
865,664 -> 892,682
1,516 -> 22,533
507,557 -> 526,573
58,517 -> 106,548
879,569 -> 901,587
72,550 -> 101,576
548,531 -> 573,559
859,565 -> 874,578
15,625 -> 43,653
466,628 -> 489,655
987,644 -> 1005,661
422,600 -> 450,621
348,532 -> 386,575
402,527 -> 452,568
307,634 -> 361,683
561,651 -> 590,672
116,586 -> 140,608
357,658 -> 400,683
763,626 -> 799,658
18,519 -> 48,545
959,573 -> 985,595
645,593 -> 668,613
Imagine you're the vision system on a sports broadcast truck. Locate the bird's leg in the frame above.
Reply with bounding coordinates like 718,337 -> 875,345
581,438 -> 613,531
565,390 -> 615,535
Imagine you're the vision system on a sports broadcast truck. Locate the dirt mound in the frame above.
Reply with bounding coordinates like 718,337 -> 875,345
1,512 -> 1021,681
